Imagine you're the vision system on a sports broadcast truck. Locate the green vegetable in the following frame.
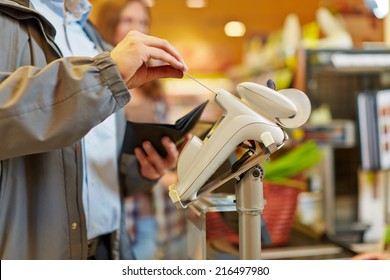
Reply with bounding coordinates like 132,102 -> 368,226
263,140 -> 323,181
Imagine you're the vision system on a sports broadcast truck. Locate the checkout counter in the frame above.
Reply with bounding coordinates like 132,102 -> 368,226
185,193 -> 381,260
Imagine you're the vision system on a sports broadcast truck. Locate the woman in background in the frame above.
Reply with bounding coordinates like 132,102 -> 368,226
93,0 -> 187,260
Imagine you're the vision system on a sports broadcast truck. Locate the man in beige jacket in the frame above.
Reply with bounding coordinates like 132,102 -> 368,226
0,0 -> 187,259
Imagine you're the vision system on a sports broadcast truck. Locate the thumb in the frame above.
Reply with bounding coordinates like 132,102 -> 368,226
145,65 -> 184,81
125,65 -> 184,89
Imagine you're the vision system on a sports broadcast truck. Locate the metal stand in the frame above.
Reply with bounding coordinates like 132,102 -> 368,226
183,153 -> 269,260
235,165 -> 265,260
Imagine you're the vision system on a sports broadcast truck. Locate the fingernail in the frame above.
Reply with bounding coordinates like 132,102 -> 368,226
143,141 -> 152,149
181,62 -> 188,72
162,136 -> 170,143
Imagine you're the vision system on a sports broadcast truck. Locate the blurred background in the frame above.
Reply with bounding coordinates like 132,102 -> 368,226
90,0 -> 382,74
89,0 -> 390,259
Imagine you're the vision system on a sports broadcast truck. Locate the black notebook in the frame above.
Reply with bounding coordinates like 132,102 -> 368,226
122,100 -> 208,157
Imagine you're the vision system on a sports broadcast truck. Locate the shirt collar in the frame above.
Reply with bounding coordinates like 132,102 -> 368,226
44,0 -> 91,26
64,0 -> 91,25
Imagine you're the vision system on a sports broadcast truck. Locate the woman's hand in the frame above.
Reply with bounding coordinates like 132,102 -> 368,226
134,137 -> 178,180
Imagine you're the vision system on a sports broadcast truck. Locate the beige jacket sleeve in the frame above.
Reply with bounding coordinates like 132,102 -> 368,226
0,52 -> 130,160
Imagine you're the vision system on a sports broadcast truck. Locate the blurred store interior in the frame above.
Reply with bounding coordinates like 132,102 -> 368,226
89,0 -> 390,259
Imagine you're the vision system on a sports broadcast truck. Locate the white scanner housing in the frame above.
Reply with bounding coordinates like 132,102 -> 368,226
169,82 -> 311,206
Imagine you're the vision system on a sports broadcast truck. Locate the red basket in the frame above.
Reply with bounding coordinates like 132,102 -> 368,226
206,179 -> 304,247
261,181 -> 302,246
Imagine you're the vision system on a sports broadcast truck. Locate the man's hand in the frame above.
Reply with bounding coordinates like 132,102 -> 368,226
110,31 -> 188,89
134,136 -> 190,180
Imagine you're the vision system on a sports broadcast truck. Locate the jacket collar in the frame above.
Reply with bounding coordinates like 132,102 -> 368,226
11,0 -> 29,7
0,0 -> 57,38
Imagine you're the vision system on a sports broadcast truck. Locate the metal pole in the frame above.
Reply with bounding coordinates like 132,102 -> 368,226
235,165 -> 265,260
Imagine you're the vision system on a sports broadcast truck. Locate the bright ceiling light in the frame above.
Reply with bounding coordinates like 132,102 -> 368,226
186,0 -> 207,8
224,21 -> 246,37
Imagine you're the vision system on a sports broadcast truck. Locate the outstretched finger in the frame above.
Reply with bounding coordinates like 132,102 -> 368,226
141,34 -> 187,69
145,45 -> 187,72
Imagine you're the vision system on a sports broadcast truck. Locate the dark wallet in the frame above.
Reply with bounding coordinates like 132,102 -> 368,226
122,100 -> 209,157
